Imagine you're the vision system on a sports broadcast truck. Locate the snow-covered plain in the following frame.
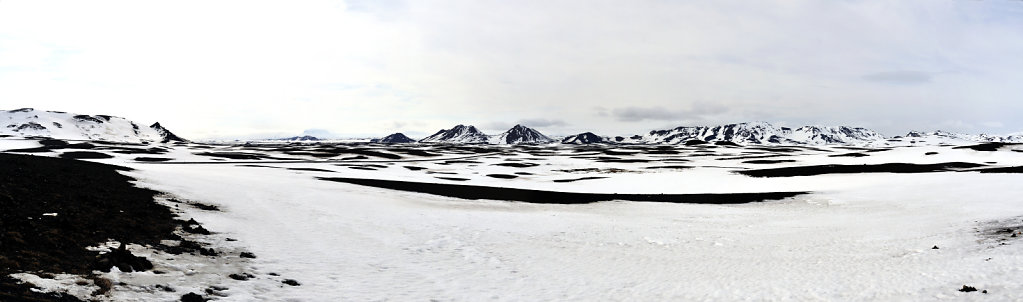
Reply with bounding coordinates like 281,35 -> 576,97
3,137 -> 1023,301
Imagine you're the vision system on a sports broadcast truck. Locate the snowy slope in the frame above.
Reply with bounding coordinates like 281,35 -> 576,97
419,125 -> 490,143
1,108 -> 185,143
900,130 -> 1023,144
490,125 -> 554,144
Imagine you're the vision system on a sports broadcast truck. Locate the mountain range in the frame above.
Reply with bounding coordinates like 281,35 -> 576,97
3,108 -> 1021,146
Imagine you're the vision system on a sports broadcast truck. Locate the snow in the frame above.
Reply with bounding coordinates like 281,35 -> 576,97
128,165 -> 1023,300
4,137 -> 1023,300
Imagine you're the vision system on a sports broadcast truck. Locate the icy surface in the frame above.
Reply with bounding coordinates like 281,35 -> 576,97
3,138 -> 1023,300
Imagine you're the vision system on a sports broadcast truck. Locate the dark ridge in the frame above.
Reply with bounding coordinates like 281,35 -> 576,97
388,149 -> 441,157
742,159 -> 797,164
602,150 -> 641,156
38,139 -> 68,146
348,166 -> 377,171
595,159 -> 652,163
194,152 -> 297,161
949,143 -> 1014,152
0,153 -> 181,277
715,141 -> 742,147
975,166 -> 1023,174
645,149 -> 680,155
5,143 -> 97,153
492,162 -> 540,168
642,165 -> 693,170
716,154 -> 788,161
135,157 -> 173,162
109,147 -> 170,155
925,152 -> 939,155
828,153 -> 869,158
441,160 -> 482,164
737,162 -> 986,178
336,164 -> 388,169
553,176 -> 609,183
403,166 -> 428,171
435,177 -> 470,181
683,140 -> 707,146
59,151 -> 113,159
286,167 -> 335,172
318,177 -> 807,204
8,108 -> 34,113
486,174 -> 518,179
514,172 -> 534,175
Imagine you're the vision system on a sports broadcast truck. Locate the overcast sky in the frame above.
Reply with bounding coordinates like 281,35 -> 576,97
1,0 -> 1022,139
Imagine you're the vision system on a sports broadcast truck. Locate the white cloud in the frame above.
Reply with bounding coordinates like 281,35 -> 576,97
1,0 -> 1022,138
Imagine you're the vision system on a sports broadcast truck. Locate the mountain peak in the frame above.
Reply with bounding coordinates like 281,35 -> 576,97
373,133 -> 416,144
419,124 -> 489,143
150,122 -> 187,143
493,124 -> 554,144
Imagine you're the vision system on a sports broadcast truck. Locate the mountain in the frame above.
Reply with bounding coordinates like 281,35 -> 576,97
616,122 -> 885,145
491,125 -> 554,144
561,132 -> 609,144
419,125 -> 490,143
1,108 -> 186,143
372,133 -> 416,144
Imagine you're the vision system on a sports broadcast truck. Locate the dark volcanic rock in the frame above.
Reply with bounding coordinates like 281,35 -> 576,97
372,133 -> 417,144
738,162 -> 986,178
0,153 -> 180,276
181,292 -> 207,302
319,177 -> 808,204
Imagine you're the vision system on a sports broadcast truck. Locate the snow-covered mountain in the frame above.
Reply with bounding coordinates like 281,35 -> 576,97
1,108 -> 186,143
561,132 -> 609,144
419,124 -> 555,144
490,125 -> 554,144
372,133 -> 416,144
617,122 -> 885,145
419,125 -> 490,144
896,130 -> 1023,144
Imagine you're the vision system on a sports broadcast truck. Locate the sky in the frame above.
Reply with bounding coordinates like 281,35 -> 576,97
1,0 -> 1022,139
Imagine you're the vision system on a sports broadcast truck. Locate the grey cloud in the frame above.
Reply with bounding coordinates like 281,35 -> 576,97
612,103 -> 729,123
517,118 -> 566,127
612,107 -> 682,122
862,71 -> 932,85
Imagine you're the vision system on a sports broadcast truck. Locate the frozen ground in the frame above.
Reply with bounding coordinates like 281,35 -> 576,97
3,138 -> 1023,300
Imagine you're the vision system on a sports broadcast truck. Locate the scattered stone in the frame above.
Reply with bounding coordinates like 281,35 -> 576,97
229,273 -> 254,281
932,245 -> 939,249
283,279 -> 301,286
182,219 -> 211,235
181,292 -> 207,302
959,285 -> 978,292
239,252 -> 257,259
92,277 -> 113,296
983,290 -> 988,294
94,242 -> 154,273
